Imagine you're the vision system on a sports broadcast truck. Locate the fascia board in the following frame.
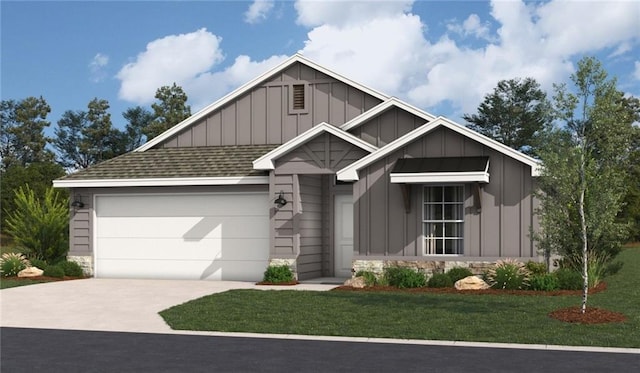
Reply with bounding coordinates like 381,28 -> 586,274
52,176 -> 269,188
390,172 -> 490,184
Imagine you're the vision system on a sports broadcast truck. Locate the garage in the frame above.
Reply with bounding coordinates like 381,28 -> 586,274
94,193 -> 270,281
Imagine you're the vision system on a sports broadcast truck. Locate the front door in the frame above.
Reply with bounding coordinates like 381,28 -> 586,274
334,194 -> 354,277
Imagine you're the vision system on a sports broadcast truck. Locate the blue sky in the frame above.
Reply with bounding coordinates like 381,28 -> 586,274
2,1 -> 639,135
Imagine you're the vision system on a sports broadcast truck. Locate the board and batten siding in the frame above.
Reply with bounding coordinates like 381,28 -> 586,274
297,175 -> 327,280
354,126 -> 538,260
349,107 -> 428,148
157,62 -> 383,149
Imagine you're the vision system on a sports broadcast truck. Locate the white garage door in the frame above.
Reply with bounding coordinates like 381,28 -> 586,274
95,193 -> 269,281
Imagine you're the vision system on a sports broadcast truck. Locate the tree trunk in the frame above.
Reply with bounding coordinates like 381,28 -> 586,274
579,151 -> 589,314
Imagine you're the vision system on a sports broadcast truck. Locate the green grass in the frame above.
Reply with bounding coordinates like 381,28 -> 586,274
161,247 -> 640,348
0,278 -> 52,289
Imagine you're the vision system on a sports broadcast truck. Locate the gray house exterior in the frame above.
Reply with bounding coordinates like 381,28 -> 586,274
54,54 -> 541,281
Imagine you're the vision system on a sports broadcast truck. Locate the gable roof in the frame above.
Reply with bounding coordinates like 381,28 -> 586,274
253,122 -> 378,170
340,97 -> 437,132
137,54 -> 390,152
53,145 -> 276,188
336,116 -> 541,181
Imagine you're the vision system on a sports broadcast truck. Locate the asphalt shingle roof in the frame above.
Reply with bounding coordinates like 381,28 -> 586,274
59,145 -> 278,180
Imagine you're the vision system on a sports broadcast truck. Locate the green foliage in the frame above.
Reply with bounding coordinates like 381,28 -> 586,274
4,185 -> 69,263
463,77 -> 552,156
58,260 -> 83,277
0,253 -> 30,277
29,258 -> 48,271
383,267 -> 426,288
146,83 -> 191,140
445,267 -> 473,283
525,261 -> 547,276
262,265 -> 294,283
427,273 -> 453,288
485,259 -> 530,290
355,270 -> 378,286
122,106 -> 154,151
528,273 -> 559,291
43,265 -> 65,278
554,268 -> 583,290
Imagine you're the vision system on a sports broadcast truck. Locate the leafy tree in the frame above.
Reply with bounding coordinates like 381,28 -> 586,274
463,78 -> 553,156
146,83 -> 191,140
53,98 -> 127,169
620,119 -> 640,241
122,106 -> 154,151
4,185 -> 69,263
0,96 -> 53,169
535,57 -> 635,313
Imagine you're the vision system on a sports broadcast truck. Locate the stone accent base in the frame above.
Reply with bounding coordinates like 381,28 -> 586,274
67,255 -> 93,276
352,259 -> 495,279
268,258 -> 298,280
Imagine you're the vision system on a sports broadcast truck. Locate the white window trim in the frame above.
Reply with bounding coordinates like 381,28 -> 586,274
390,171 -> 489,184
422,185 -> 465,256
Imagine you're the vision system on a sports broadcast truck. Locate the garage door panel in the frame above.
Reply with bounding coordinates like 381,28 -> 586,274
95,193 -> 270,281
97,216 -> 269,239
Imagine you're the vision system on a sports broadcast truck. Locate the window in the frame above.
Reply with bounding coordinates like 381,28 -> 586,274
292,84 -> 305,110
423,186 -> 464,255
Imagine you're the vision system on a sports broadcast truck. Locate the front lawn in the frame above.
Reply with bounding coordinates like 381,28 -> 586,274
0,278 -> 53,289
160,247 -> 640,348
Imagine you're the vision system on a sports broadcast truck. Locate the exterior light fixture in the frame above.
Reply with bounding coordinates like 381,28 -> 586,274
274,191 -> 287,208
71,200 -> 84,209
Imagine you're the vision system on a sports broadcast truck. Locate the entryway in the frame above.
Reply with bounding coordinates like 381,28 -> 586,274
334,194 -> 354,277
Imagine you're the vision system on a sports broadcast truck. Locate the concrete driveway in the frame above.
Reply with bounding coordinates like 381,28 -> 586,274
0,279 -> 337,333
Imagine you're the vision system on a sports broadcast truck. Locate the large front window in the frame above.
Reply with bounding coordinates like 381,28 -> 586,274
423,186 -> 464,255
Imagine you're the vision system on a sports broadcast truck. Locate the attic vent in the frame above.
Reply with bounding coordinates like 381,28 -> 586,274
292,84 -> 305,110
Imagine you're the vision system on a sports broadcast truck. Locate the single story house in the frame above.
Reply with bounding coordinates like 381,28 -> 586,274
54,54 -> 541,281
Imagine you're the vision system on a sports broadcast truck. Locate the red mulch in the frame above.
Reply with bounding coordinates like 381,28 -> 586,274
549,306 -> 627,324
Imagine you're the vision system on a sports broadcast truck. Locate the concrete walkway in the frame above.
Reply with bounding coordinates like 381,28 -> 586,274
0,278 -> 337,333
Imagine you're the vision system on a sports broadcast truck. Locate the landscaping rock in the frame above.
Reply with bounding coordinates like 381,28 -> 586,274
344,276 -> 367,288
18,266 -> 44,278
455,276 -> 490,290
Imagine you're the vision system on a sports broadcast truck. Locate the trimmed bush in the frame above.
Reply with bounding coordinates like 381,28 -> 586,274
43,265 -> 65,278
427,273 -> 454,288
383,267 -> 426,288
446,267 -> 473,283
29,258 -> 49,271
59,260 -> 83,277
0,253 -> 30,277
262,265 -> 294,283
555,268 -> 583,290
525,261 -> 547,276
485,259 -> 530,290
528,273 -> 559,291
355,270 -> 378,286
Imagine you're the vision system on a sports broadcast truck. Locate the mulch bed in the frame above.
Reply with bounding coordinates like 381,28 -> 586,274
549,307 -> 627,324
3,275 -> 85,282
255,281 -> 300,286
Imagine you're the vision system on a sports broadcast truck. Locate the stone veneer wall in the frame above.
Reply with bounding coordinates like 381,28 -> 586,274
68,255 -> 93,276
268,258 -> 298,280
352,259 -> 495,278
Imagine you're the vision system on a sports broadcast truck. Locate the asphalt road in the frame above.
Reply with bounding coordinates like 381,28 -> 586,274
1,327 -> 638,373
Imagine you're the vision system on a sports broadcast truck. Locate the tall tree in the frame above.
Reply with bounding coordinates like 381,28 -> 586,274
535,57 -> 634,313
0,96 -> 53,169
146,83 -> 191,140
53,98 -> 126,170
463,78 -> 553,156
122,106 -> 154,151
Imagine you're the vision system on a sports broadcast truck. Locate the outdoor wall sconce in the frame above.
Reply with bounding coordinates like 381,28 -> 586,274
274,191 -> 287,208
71,200 -> 84,209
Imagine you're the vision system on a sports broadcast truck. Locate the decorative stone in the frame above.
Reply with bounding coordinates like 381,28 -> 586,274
18,266 -> 44,278
344,276 -> 367,288
455,276 -> 490,290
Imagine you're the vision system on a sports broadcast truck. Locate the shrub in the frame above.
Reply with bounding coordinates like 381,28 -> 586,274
43,265 -> 65,278
555,268 -> 583,290
485,259 -> 530,290
4,185 -> 69,263
0,253 -> 31,277
58,260 -> 84,277
355,270 -> 378,286
29,258 -> 48,271
525,261 -> 547,276
427,273 -> 453,288
528,273 -> 559,291
262,265 -> 294,283
383,267 -> 426,288
445,267 -> 473,283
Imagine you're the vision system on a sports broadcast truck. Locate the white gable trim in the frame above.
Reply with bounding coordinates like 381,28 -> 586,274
337,117 -> 541,181
253,122 -> 379,170
52,176 -> 269,188
136,54 -> 390,152
340,97 -> 437,132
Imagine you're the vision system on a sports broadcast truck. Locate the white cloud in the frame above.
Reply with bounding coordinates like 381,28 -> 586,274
89,53 -> 109,83
634,61 -> 640,81
244,0 -> 274,24
295,0 -> 413,27
116,28 -> 224,104
447,14 -> 493,41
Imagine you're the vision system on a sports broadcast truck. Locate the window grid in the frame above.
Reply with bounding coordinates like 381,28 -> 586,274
423,186 -> 464,255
